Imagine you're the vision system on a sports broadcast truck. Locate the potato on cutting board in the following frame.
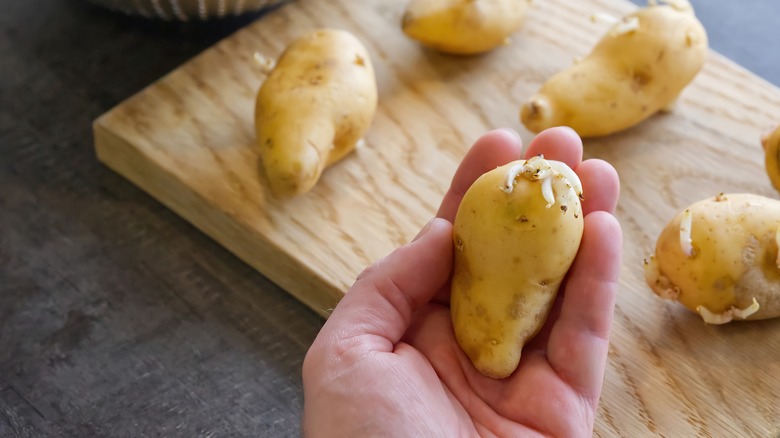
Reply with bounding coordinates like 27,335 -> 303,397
255,29 -> 378,197
521,0 -> 707,137
645,193 -> 780,324
401,0 -> 533,55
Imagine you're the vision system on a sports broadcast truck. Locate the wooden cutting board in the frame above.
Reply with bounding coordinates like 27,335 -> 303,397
93,0 -> 780,435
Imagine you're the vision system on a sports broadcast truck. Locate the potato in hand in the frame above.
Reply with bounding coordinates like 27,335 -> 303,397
451,156 -> 584,379
255,29 -> 377,196
521,0 -> 707,137
644,194 -> 780,324
402,0 -> 533,55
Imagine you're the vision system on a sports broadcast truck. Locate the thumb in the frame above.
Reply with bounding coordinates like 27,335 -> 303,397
322,217 -> 453,351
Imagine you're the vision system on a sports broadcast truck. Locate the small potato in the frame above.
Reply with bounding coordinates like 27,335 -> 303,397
255,29 -> 377,196
762,124 -> 780,193
401,0 -> 532,55
451,156 -> 584,379
520,0 -> 707,137
644,193 -> 780,324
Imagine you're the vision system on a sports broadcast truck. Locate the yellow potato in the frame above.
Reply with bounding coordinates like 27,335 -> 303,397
401,0 -> 532,55
451,156 -> 584,379
255,29 -> 377,196
644,193 -> 780,324
762,124 -> 780,193
520,0 -> 707,137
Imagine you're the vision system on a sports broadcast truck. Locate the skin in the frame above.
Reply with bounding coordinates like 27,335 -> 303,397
302,127 -> 622,437
255,29 -> 377,196
645,193 -> 780,322
402,0 -> 532,55
520,2 -> 707,137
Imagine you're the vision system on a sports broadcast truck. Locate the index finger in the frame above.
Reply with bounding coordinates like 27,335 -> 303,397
436,129 -> 523,222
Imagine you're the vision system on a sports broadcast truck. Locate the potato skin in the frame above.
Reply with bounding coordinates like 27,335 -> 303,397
645,194 -> 780,322
401,0 -> 532,55
762,124 -> 780,194
451,160 -> 583,379
521,3 -> 707,137
255,29 -> 377,196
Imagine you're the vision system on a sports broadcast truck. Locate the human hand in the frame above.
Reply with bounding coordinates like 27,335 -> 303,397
302,127 -> 622,437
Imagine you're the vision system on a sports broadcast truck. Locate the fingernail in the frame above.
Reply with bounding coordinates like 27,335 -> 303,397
498,127 -> 521,141
412,218 -> 435,242
558,125 -> 581,138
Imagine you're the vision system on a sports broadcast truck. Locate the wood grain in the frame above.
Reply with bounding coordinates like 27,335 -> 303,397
93,0 -> 780,435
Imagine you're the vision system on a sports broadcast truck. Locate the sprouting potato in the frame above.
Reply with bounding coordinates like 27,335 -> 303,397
644,193 -> 780,324
451,156 -> 584,379
762,124 -> 780,193
520,0 -> 708,137
401,0 -> 533,55
255,29 -> 377,197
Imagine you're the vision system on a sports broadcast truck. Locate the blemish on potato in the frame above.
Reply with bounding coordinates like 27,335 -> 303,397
685,29 -> 697,47
631,69 -> 652,91
401,11 -> 412,27
354,55 -> 365,66
507,294 -> 527,320
517,215 -> 528,222
527,101 -> 542,118
712,275 -> 735,291
760,245 -> 780,280
453,250 -> 472,293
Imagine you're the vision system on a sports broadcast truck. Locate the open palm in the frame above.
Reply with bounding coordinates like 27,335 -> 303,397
303,127 -> 622,437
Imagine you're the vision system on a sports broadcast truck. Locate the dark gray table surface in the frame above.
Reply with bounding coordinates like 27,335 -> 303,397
1,1 -> 777,437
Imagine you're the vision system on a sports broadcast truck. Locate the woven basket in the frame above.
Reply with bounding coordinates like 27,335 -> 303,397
89,0 -> 285,20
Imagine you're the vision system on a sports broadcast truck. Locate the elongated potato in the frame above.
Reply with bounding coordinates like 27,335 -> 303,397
255,29 -> 377,196
644,194 -> 780,324
762,124 -> 780,193
401,0 -> 532,55
520,0 -> 707,137
451,156 -> 584,379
